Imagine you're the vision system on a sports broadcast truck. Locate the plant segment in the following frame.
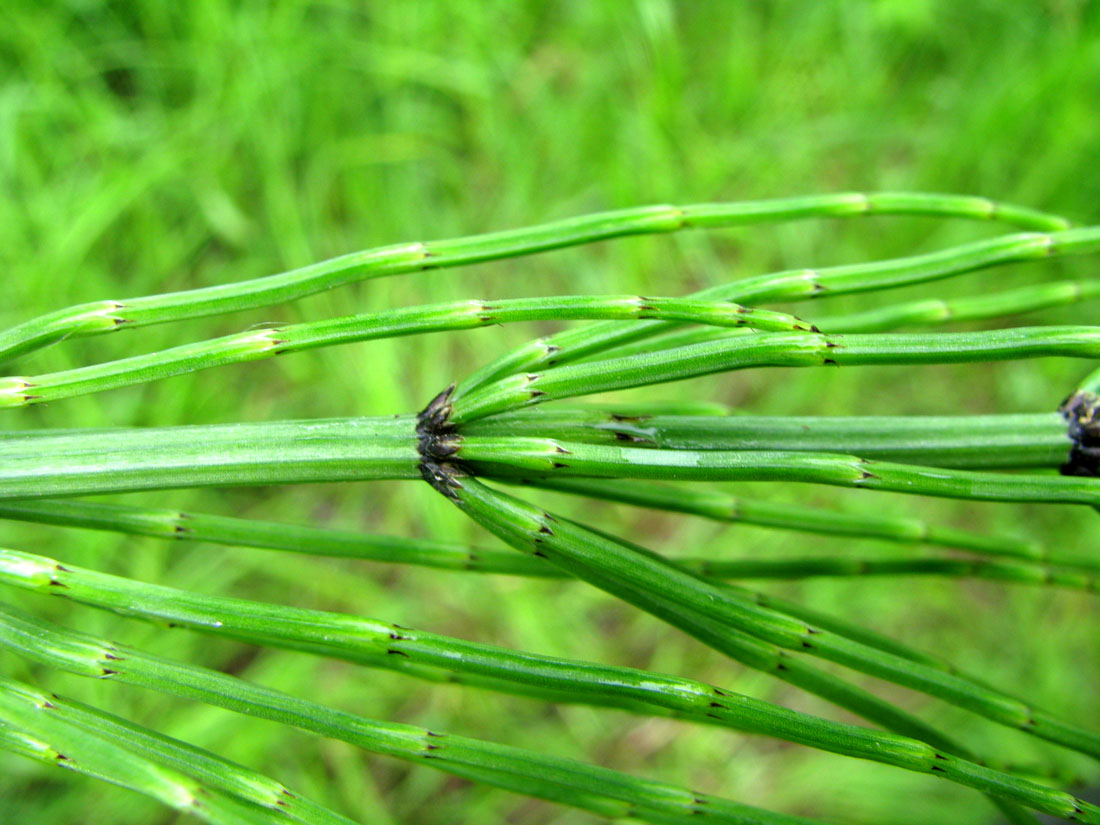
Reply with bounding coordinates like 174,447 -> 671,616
449,326 -> 1100,424
0,296 -> 819,410
464,408 -> 1071,468
0,547 -> 1093,821
454,226 -> 1100,397
0,409 -> 1086,502
430,474 -> 1100,758
564,278 -> 1100,364
0,192 -> 1071,366
0,493 -> 1073,576
0,603 -> 838,825
0,678 -> 355,825
4,236 -> 1100,410
3,193 -> 1099,825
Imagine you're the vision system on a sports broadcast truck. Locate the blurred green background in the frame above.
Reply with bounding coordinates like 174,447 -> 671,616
1,2 -> 1099,823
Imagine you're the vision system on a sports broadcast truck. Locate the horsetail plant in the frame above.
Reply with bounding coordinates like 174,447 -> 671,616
0,192 -> 1070,366
2,192 -> 1098,824
0,678 -> 356,825
1,549 -> 1097,821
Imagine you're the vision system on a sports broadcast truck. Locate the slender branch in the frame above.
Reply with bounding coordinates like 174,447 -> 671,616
444,476 -> 1100,762
695,555 -> 1100,591
450,326 -> 1100,423
0,498 -> 552,575
0,679 -> 354,825
465,409 -> 1070,469
0,193 -> 1070,366
0,497 -> 1031,678
588,278 -> 1100,361
0,494 -> 1057,578
1078,366 -> 1100,395
0,296 -> 812,410
0,681 -> 284,825
0,603 -> 832,825
435,477 -> 1055,825
815,279 -> 1100,334
521,478 -> 1047,563
455,227 -> 1100,395
728,228 -> 1099,304
457,437 -> 1100,507
0,546 -> 1086,817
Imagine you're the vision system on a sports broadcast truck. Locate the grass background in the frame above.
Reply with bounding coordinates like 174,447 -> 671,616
1,2 -> 1099,823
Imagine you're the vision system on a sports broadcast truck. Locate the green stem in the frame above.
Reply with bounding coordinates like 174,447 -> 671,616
0,679 -> 354,825
0,296 -> 812,410
0,494 -> 1061,581
446,476 -> 1100,762
458,437 -> 1100,507
521,477 -> 1046,562
0,603 -> 829,825
0,193 -> 1069,366
0,680 -> 283,825
441,478 -> 1050,825
0,415 -> 1090,511
586,277 -> 1100,366
466,409 -> 1069,469
816,279 -> 1100,333
450,326 -> 1100,423
697,555 -> 1100,591
0,417 -> 419,499
0,498 -> 1034,682
455,227 -> 1100,395
0,498 -> 552,575
0,546 -> 1084,818
1078,366 -> 1100,395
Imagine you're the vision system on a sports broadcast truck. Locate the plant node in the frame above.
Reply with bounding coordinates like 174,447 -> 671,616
1059,390 -> 1100,477
417,383 -> 464,498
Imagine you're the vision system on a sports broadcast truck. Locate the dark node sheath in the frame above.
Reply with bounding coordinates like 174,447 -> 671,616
416,383 -> 464,498
1059,390 -> 1100,477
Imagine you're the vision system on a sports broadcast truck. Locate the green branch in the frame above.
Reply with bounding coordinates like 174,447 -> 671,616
445,476 -> 1100,762
0,680 -> 287,825
0,546 -> 1087,818
521,478 -> 1046,562
438,478 -> 1049,825
0,296 -> 811,410
0,493 -> 1053,576
0,603 -> 831,825
455,226 -> 1100,394
458,438 -> 1100,506
0,417 -> 419,499
0,193 -> 1069,366
695,555 -> 1099,591
817,279 -> 1100,333
586,279 -> 1100,362
466,409 -> 1070,469
0,678 -> 354,825
451,326 -> 1100,423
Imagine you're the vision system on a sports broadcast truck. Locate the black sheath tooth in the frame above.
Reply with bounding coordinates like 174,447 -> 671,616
417,383 -> 469,497
1059,391 -> 1100,477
